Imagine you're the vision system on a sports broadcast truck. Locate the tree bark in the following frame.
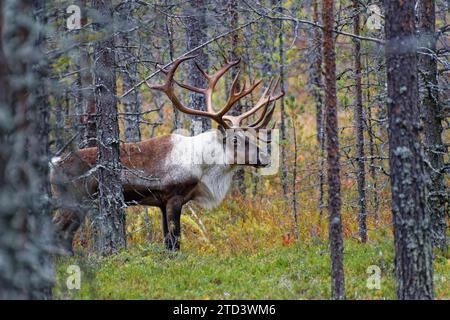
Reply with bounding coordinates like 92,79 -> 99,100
312,0 -> 326,218
384,0 -> 434,300
291,118 -> 299,240
164,0 -> 179,132
80,0 -> 97,148
55,91 -> 66,151
92,0 -> 126,255
322,0 -> 345,300
277,1 -> 289,208
365,54 -> 379,223
418,0 -> 447,251
117,2 -> 141,143
0,0 -> 53,299
227,0 -> 246,196
185,0 -> 211,135
353,0 -> 367,243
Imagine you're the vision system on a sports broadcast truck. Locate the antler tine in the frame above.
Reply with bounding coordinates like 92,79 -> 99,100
251,78 -> 284,129
171,61 -> 207,94
263,78 -> 274,97
145,55 -> 196,91
174,79 -> 205,94
209,58 -> 241,86
218,74 -> 262,118
201,58 -> 240,114
222,81 -> 270,127
238,79 -> 274,118
154,63 -> 169,75
247,101 -> 272,127
252,103 -> 277,130
218,69 -> 242,116
146,56 -> 233,128
194,61 -> 211,80
230,69 -> 242,95
238,77 -> 275,121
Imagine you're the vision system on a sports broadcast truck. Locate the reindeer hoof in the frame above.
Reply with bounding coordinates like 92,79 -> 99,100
164,238 -> 180,251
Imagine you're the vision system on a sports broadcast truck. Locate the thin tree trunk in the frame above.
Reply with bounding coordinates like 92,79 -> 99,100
185,0 -> 210,135
165,0 -> 179,132
252,12 -> 272,197
71,5 -> 87,150
365,54 -> 379,223
73,68 -> 85,148
75,1 -> 96,249
353,0 -> 367,243
0,0 -> 53,299
418,0 -> 447,251
312,0 -> 326,218
323,0 -> 345,300
81,0 -> 96,148
55,92 -> 66,151
384,0 -> 434,300
278,1 -> 288,208
118,2 -> 141,143
92,0 -> 126,256
228,0 -> 246,196
291,119 -> 299,240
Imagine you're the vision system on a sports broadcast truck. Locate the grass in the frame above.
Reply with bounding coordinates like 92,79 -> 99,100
54,235 -> 449,300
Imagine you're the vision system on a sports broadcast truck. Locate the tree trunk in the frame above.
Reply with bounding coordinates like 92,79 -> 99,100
227,0 -> 246,196
164,0 -> 179,132
80,0 -> 96,148
278,1 -> 289,208
252,10 -> 273,197
322,0 -> 345,300
73,1 -> 96,250
353,0 -> 367,243
117,2 -> 141,143
291,119 -> 299,240
365,54 -> 379,223
185,0 -> 210,135
92,0 -> 126,256
384,0 -> 434,300
418,0 -> 447,251
55,91 -> 66,151
312,0 -> 326,218
0,0 -> 53,299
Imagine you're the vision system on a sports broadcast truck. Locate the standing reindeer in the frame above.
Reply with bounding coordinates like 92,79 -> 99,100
51,56 -> 284,252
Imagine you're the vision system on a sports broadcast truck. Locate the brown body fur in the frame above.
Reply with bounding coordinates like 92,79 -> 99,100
51,135 -> 195,252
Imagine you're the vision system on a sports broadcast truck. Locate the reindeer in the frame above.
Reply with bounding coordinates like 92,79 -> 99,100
50,56 -> 284,252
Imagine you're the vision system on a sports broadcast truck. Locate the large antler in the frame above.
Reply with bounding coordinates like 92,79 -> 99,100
146,56 -> 284,129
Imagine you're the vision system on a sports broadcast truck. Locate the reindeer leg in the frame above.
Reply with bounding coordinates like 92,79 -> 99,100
52,209 -> 81,255
160,206 -> 169,246
164,197 -> 183,251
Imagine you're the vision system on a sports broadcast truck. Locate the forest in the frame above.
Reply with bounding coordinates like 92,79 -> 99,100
0,0 -> 448,301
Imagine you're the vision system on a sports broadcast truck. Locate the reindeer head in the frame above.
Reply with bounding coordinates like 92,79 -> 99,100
146,56 -> 284,168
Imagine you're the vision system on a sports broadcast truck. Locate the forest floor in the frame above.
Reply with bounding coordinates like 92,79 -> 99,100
54,224 -> 449,300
